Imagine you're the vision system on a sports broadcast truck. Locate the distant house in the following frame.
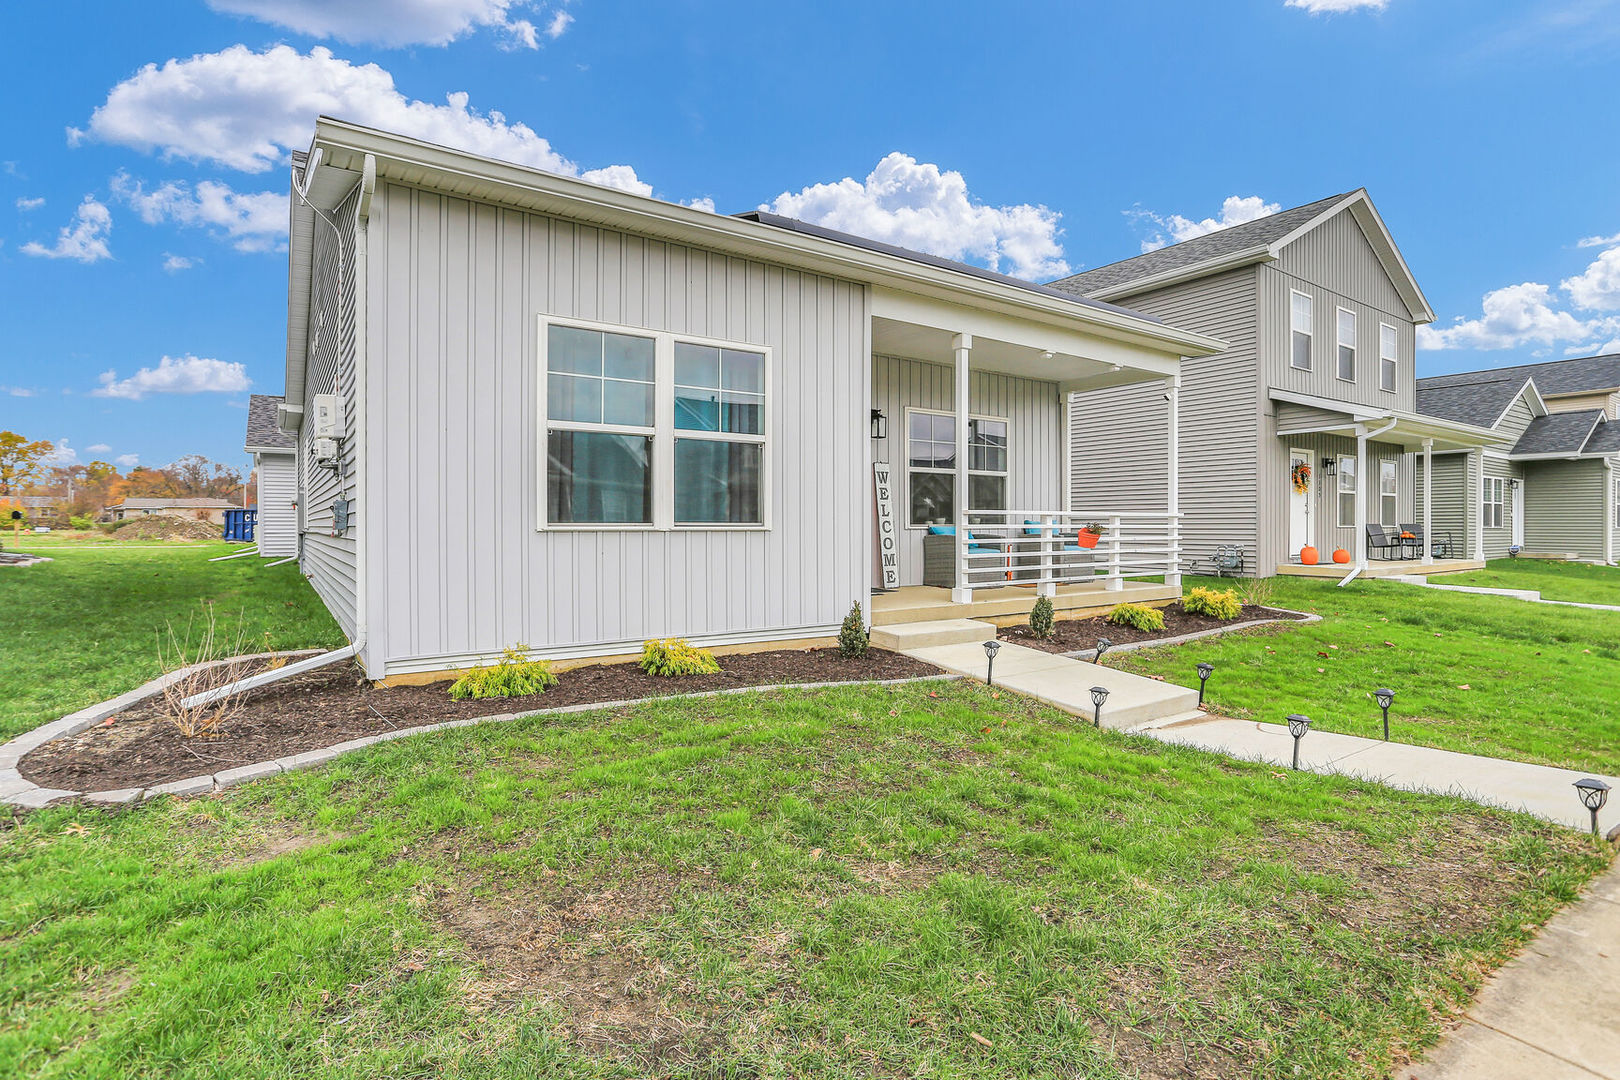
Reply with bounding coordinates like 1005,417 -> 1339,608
245,393 -> 298,557
1416,355 -> 1620,564
104,497 -> 240,525
1,495 -> 68,526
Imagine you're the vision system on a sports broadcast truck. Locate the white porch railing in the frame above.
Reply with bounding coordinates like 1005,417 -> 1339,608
952,510 -> 1183,602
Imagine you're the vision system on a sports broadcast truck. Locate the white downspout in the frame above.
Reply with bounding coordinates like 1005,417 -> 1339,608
1166,373 -> 1181,589
951,333 -> 973,604
352,153 -> 375,676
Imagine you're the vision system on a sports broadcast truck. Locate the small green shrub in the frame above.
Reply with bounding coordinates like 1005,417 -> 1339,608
640,638 -> 722,677
449,645 -> 558,700
69,515 -> 94,530
1183,586 -> 1242,620
1106,602 -> 1165,632
1029,595 -> 1055,639
838,601 -> 870,658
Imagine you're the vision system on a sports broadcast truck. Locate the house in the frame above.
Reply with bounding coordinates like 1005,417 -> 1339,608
276,117 -> 1226,680
1,495 -> 68,525
1052,190 -> 1498,577
104,497 -> 240,525
1415,356 -> 1620,563
244,393 -> 298,557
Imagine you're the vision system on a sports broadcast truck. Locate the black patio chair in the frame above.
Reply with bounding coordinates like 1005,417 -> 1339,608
1365,524 -> 1401,561
1429,530 -> 1458,559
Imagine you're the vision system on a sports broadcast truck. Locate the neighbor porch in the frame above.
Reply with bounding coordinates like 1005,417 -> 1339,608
1276,557 -> 1485,579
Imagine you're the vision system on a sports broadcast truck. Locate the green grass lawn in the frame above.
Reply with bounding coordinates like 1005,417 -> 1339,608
1440,558 -> 1620,606
1112,575 -> 1620,775
0,541 -> 343,743
0,682 -> 1606,1079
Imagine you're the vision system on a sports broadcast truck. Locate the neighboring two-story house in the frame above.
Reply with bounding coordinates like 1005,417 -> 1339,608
1415,355 -> 1620,564
1052,190 -> 1497,578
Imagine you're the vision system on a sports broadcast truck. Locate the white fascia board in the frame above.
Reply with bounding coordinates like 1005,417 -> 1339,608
309,118 -> 1226,360
244,444 -> 297,456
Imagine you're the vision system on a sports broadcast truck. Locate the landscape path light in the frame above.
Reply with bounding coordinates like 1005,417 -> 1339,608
1575,778 -> 1611,838
1095,638 -> 1113,664
1286,714 -> 1312,771
983,639 -> 1002,688
1089,685 -> 1110,728
1196,662 -> 1214,707
1374,688 -> 1395,741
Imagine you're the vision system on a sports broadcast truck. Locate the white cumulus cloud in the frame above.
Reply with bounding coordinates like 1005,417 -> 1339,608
1418,282 -> 1610,351
112,172 -> 288,252
545,10 -> 573,37
40,440 -> 79,468
91,355 -> 252,400
20,196 -> 113,263
86,443 -> 112,453
1577,230 -> 1620,248
1562,245 -> 1620,311
163,253 -> 198,272
207,0 -> 546,49
72,44 -> 650,200
1285,0 -> 1389,13
763,152 -> 1069,281
1132,195 -> 1281,253
115,453 -> 140,469
15,196 -> 44,211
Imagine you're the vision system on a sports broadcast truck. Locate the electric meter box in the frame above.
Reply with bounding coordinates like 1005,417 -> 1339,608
311,393 -> 345,438
312,437 -> 339,463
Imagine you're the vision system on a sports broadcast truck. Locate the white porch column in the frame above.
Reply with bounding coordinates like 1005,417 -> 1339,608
951,333 -> 973,604
1354,425 -> 1369,570
1165,374 -> 1182,589
1421,438 -> 1433,566
1471,448 -> 1486,561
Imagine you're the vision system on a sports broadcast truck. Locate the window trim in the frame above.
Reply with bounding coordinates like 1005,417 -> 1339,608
903,406 -> 1010,530
1378,322 -> 1398,394
1335,306 -> 1357,383
1336,454 -> 1358,529
537,314 -> 771,532
1379,458 -> 1398,527
1289,289 -> 1314,372
1482,476 -> 1505,530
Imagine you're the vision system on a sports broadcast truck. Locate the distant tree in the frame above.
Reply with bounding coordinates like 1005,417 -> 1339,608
0,431 -> 55,496
121,456 -> 245,502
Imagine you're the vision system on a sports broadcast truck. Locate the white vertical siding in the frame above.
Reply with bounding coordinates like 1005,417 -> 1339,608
870,354 -> 1061,586
364,183 -> 870,672
255,452 -> 298,557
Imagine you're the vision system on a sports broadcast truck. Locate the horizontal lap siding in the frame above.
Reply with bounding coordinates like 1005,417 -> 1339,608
255,453 -> 298,557
367,184 -> 869,671
871,355 -> 1060,586
1523,459 -> 1607,560
1071,267 -> 1260,572
1285,433 -> 1410,557
300,182 -> 361,638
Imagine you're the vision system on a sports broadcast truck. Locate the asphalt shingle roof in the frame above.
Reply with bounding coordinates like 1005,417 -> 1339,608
1581,418 -> 1620,455
1509,410 -> 1605,455
1048,192 -> 1357,298
1418,354 -> 1620,398
1414,376 -> 1532,429
112,497 -> 240,509
246,394 -> 295,451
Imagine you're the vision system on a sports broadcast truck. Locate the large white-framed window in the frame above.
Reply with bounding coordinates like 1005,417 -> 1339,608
1337,454 -> 1357,528
1482,476 -> 1505,529
539,316 -> 769,530
1336,308 -> 1357,382
1379,322 -> 1398,393
1290,290 -> 1314,371
1379,459 -> 1398,526
905,408 -> 1008,527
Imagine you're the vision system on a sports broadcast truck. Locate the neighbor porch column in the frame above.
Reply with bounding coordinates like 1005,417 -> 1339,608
1421,439 -> 1434,567
1471,448 -> 1486,561
951,333 -> 973,604
1354,425 -> 1369,571
1165,373 -> 1182,590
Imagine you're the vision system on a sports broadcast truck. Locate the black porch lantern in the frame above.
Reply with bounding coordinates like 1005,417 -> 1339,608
1089,685 -> 1110,728
1322,457 -> 1337,477
1196,662 -> 1214,707
1095,637 -> 1113,664
982,639 -> 1002,687
1286,713 -> 1312,770
1374,688 -> 1395,741
1575,778 -> 1611,838
870,409 -> 887,440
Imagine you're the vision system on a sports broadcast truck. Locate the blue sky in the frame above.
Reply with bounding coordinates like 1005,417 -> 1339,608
3,0 -> 1619,475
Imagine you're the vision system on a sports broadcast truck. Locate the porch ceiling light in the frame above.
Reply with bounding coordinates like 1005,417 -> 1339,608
1196,662 -> 1214,707
1095,637 -> 1113,663
983,639 -> 1002,687
1089,685 -> 1109,727
1374,688 -> 1395,741
1575,778 -> 1611,837
1039,349 -> 1055,360
1286,713 -> 1312,770
870,409 -> 887,440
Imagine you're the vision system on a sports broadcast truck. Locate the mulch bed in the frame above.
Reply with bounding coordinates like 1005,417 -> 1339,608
19,648 -> 942,793
1001,603 -> 1305,654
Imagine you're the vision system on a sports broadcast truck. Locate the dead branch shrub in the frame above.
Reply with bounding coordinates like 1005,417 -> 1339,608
156,605 -> 256,737
1237,576 -> 1276,610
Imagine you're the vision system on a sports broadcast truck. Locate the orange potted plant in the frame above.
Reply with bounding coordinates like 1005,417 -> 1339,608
1076,521 -> 1103,549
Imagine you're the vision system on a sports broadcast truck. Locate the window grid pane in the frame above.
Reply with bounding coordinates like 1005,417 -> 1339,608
547,430 -> 653,524
674,438 -> 762,524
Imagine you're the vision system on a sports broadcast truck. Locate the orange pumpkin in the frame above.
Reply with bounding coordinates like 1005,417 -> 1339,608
1332,548 -> 1350,564
1300,545 -> 1319,565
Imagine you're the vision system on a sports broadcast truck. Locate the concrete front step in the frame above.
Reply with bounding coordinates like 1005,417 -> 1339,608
903,640 -> 1201,730
871,618 -> 998,651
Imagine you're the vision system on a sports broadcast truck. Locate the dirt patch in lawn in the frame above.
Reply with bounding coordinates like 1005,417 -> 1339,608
109,516 -> 221,542
1002,603 -> 1305,653
19,649 -> 942,793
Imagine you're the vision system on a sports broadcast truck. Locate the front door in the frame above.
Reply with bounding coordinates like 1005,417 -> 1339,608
1289,447 -> 1311,560
1512,478 -> 1525,548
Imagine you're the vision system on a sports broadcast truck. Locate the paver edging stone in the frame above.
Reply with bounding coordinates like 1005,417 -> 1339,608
1059,605 -> 1322,661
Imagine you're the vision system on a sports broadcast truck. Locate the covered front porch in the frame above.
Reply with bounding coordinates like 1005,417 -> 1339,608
1277,557 -> 1485,579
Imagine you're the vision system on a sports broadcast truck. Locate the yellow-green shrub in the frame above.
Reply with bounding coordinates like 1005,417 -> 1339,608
1106,602 -> 1165,632
1183,586 -> 1242,620
449,645 -> 558,700
640,638 -> 722,677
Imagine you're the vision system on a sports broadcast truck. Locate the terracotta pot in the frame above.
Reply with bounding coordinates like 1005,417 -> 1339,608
1300,545 -> 1319,565
1332,548 -> 1350,564
1076,529 -> 1100,549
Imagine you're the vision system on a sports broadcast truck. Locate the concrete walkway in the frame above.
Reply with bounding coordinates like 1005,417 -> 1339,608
1403,860 -> 1620,1079
1149,717 -> 1620,832
1389,574 -> 1620,613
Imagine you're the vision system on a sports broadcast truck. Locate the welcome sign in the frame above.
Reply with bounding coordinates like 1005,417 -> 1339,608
873,462 -> 899,590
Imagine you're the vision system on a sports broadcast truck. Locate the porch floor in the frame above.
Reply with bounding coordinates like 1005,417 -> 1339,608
871,581 -> 1179,627
1274,558 -> 1485,580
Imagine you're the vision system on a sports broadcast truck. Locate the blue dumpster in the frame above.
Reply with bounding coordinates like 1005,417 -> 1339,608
223,508 -> 257,543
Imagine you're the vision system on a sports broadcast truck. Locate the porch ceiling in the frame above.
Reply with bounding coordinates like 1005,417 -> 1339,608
871,316 -> 1169,392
